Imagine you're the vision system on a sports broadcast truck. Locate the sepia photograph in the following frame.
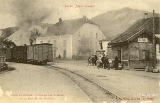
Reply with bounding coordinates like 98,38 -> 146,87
0,0 -> 160,103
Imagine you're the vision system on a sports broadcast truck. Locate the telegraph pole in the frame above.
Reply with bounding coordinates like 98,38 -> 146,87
152,10 -> 156,69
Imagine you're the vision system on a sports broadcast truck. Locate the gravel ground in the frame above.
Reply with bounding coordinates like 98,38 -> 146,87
0,62 -> 91,103
53,67 -> 120,103
49,59 -> 160,103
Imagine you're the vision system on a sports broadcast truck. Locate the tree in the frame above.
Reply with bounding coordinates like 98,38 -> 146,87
78,37 -> 93,55
29,28 -> 41,45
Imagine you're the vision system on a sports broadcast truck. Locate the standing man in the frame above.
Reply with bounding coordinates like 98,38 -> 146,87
105,55 -> 109,69
91,55 -> 96,66
108,58 -> 112,70
101,54 -> 106,69
97,55 -> 102,69
94,55 -> 98,66
114,56 -> 119,70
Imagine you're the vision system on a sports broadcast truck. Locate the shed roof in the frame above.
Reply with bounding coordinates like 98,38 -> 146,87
47,17 -> 97,36
109,17 -> 160,44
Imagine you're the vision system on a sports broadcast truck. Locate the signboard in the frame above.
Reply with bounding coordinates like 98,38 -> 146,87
138,38 -> 148,42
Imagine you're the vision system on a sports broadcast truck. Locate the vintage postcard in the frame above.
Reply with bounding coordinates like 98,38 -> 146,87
0,0 -> 160,103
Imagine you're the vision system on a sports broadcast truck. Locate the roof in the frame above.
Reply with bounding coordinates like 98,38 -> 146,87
47,17 -> 98,36
100,34 -> 121,41
109,17 -> 160,44
5,23 -> 51,46
0,40 -> 16,47
0,26 -> 19,41
7,29 -> 31,46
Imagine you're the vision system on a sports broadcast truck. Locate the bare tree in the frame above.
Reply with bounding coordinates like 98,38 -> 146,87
29,28 -> 42,45
78,37 -> 93,56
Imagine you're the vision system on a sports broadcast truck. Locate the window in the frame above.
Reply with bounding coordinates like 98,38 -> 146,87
40,41 -> 43,44
96,41 -> 98,48
54,50 -> 56,58
78,40 -> 81,46
96,33 -> 98,38
143,50 -> 150,60
48,40 -> 50,43
90,32 -> 93,38
53,40 -> 56,48
90,40 -> 92,48
117,50 -> 121,62
63,40 -> 66,47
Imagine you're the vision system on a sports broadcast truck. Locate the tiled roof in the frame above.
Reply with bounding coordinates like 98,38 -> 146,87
6,29 -> 31,46
47,17 -> 97,36
109,17 -> 160,44
101,34 -> 121,41
0,26 -> 19,41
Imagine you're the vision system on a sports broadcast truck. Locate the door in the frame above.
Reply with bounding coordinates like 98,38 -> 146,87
117,50 -> 121,62
63,50 -> 66,58
54,50 -> 56,58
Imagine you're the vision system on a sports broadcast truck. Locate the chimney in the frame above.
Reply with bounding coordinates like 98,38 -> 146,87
153,10 -> 155,17
59,18 -> 62,25
144,12 -> 148,19
83,15 -> 87,22
30,40 -> 33,45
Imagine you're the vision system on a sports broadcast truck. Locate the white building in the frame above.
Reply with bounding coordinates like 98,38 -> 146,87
36,16 -> 106,59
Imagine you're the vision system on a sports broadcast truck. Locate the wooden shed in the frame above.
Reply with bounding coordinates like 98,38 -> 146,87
108,17 -> 160,70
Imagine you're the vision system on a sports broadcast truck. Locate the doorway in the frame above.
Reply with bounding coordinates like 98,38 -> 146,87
117,50 -> 121,62
63,50 -> 66,58
54,50 -> 56,58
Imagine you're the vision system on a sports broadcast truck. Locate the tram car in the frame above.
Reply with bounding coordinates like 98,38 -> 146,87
5,48 -> 12,62
12,45 -> 27,63
11,43 -> 53,65
0,47 -> 8,70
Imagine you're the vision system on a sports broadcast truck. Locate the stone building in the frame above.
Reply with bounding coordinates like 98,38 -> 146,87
36,16 -> 106,59
108,17 -> 160,69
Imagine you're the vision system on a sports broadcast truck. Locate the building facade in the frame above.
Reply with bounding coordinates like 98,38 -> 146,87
36,16 -> 106,59
36,35 -> 73,59
109,17 -> 160,70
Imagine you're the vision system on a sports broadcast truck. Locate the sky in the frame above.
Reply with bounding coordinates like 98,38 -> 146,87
0,0 -> 160,29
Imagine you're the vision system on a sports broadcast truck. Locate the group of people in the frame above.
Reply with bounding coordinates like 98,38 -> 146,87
88,54 -> 122,70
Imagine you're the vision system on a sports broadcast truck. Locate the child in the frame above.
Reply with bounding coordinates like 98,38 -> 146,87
118,62 -> 123,70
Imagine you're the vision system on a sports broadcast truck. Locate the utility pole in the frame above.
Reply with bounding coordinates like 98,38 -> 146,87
152,10 -> 156,69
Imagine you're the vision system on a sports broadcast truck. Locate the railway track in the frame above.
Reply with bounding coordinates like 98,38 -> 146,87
47,65 -> 123,103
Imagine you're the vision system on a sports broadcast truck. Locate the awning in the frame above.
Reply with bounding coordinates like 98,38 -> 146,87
155,34 -> 160,38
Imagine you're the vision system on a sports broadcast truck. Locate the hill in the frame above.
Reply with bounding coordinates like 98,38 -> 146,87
91,7 -> 159,38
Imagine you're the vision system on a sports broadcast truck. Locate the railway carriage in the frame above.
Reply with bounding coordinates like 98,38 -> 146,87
12,45 -> 27,62
11,43 -> 53,65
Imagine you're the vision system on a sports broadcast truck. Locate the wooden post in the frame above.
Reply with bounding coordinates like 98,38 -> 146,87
128,43 -> 130,69
152,10 -> 156,69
